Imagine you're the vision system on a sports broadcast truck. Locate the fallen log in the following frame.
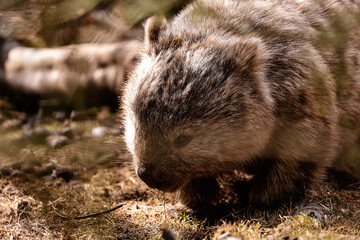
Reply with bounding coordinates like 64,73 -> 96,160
1,40 -> 143,110
4,40 -> 142,95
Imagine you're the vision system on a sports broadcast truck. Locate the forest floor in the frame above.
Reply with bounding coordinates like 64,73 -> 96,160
0,101 -> 359,240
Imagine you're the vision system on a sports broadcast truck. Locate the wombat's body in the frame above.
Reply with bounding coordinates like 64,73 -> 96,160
122,0 -> 360,207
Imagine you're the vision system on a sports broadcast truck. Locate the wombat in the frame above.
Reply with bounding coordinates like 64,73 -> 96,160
121,0 -> 360,208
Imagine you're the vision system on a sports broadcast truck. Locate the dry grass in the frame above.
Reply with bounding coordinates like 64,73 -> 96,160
0,115 -> 359,240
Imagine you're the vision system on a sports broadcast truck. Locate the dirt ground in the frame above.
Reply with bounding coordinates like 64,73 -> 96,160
0,103 -> 359,240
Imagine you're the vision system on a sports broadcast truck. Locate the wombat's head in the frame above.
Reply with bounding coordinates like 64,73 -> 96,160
122,17 -> 274,192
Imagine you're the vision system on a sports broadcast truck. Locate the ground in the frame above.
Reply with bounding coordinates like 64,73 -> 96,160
0,103 -> 359,240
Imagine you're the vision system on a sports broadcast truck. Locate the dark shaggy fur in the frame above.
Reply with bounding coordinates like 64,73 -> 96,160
122,0 -> 360,208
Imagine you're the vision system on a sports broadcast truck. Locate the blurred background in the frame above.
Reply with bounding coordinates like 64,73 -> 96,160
0,0 -> 192,113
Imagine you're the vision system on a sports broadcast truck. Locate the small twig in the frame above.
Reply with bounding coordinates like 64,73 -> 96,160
335,191 -> 357,201
0,230 -> 12,233
345,182 -> 360,188
51,203 -> 124,220
163,193 -> 167,222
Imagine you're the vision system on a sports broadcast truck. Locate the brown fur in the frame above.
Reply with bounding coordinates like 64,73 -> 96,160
121,0 -> 360,208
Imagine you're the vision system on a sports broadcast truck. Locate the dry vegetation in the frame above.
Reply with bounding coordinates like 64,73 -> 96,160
0,103 -> 359,240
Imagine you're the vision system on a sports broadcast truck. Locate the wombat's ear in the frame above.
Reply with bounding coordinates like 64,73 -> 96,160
233,37 -> 269,77
144,16 -> 167,54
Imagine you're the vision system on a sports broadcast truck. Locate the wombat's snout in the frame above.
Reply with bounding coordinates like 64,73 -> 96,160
137,165 -> 166,190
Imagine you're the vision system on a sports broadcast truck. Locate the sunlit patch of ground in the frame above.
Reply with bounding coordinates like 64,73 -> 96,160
0,109 -> 359,239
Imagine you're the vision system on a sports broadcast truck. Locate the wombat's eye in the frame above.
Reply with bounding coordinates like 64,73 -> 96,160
174,135 -> 193,148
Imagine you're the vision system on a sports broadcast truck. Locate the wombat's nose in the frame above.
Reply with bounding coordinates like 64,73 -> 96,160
137,166 -> 165,189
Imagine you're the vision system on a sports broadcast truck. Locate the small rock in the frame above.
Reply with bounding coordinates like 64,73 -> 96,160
0,165 -> 13,177
55,167 -> 74,182
23,126 -> 51,144
92,126 -> 108,137
61,127 -> 75,139
47,135 -> 69,148
37,163 -> 56,177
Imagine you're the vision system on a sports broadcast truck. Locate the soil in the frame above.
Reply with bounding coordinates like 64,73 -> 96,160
0,103 -> 359,240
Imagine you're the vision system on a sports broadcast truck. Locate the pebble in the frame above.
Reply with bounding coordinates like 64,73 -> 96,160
47,135 -> 69,148
92,126 -> 108,137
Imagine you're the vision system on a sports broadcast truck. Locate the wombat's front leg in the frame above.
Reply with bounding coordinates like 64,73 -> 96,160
248,158 -> 322,205
179,177 -> 220,209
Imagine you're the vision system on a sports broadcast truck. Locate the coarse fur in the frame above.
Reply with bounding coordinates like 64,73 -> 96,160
121,0 -> 360,208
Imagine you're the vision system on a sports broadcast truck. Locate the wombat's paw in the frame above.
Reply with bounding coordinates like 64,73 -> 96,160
246,159 -> 313,206
218,173 -> 253,207
179,177 -> 220,210
247,176 -> 300,206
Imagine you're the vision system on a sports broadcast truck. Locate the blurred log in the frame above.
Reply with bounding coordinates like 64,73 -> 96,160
4,40 -> 142,94
2,40 -> 143,110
